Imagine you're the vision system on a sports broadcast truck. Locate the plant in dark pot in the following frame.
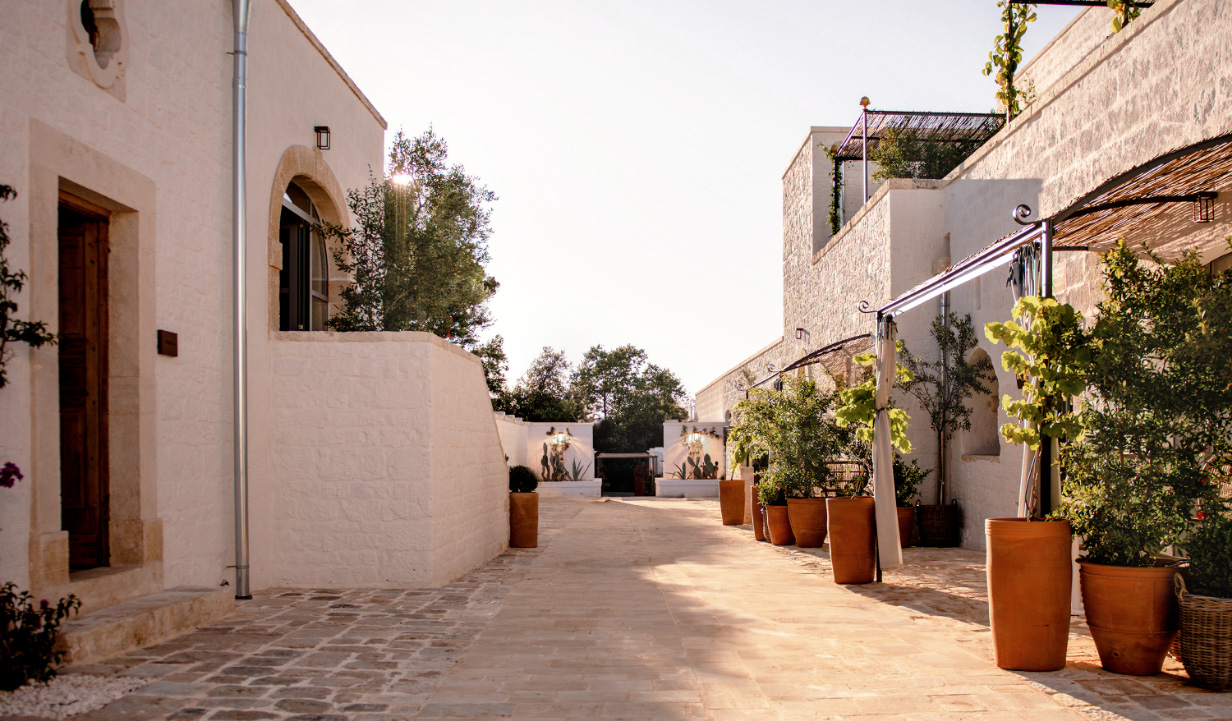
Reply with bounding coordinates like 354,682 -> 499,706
508,465 -> 539,548
898,312 -> 995,547
985,294 -> 1090,672
1177,510 -> 1232,690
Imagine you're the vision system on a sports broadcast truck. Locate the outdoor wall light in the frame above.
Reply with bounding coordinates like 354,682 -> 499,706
1193,193 -> 1215,223
795,327 -> 806,340
314,125 -> 331,150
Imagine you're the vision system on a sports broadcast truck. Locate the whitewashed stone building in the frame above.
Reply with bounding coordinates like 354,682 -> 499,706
0,0 -> 508,660
697,0 -> 1232,548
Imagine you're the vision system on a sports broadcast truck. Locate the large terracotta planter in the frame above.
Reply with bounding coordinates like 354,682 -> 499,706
986,518 -> 1072,671
896,506 -> 915,548
786,497 -> 827,548
719,480 -> 745,525
751,486 -> 766,542
1079,562 -> 1179,676
827,497 -> 876,584
509,492 -> 538,548
765,505 -> 794,546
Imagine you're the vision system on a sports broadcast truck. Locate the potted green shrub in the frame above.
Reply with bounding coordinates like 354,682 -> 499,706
985,294 -> 1089,672
508,465 -> 539,548
757,478 -> 793,546
898,313 -> 995,547
1058,241 -> 1232,676
893,455 -> 931,548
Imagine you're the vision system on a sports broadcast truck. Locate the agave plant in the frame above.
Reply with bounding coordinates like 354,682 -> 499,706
568,459 -> 590,482
672,461 -> 690,480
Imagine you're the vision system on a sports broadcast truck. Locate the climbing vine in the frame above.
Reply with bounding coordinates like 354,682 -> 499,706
1107,0 -> 1141,33
823,144 -> 843,237
983,0 -> 1036,120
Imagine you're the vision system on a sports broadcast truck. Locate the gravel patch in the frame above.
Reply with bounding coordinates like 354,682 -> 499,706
0,674 -> 149,719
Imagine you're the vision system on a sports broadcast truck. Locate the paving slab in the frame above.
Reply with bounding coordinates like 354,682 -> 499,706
14,497 -> 1226,720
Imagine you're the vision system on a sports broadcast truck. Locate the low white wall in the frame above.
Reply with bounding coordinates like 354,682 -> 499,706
262,332 -> 508,588
493,413 -> 528,468
655,478 -> 719,498
525,422 -> 596,481
662,421 -> 727,480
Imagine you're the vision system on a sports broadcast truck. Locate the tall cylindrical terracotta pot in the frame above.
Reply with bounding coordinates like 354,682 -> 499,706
765,505 -> 794,546
1079,562 -> 1178,676
786,497 -> 827,548
827,497 -> 876,584
986,518 -> 1072,671
509,492 -> 539,548
896,506 -> 915,548
751,486 -> 766,542
719,480 -> 745,525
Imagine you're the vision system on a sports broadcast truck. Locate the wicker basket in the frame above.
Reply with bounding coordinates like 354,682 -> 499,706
1175,575 -> 1232,691
917,501 -> 962,547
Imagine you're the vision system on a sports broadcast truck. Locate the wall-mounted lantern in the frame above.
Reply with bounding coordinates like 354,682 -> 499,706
314,126 -> 331,150
1193,192 -> 1215,223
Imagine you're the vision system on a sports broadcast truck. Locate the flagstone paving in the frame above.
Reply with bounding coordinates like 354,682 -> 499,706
22,497 -> 1232,720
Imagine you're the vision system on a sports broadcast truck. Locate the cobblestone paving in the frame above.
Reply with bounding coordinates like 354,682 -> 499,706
17,497 -> 1231,721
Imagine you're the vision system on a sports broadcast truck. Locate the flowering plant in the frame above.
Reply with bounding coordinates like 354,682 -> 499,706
0,584 -> 81,690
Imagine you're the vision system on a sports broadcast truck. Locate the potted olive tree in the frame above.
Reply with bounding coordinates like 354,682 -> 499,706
1058,241 -> 1232,676
508,465 -> 539,548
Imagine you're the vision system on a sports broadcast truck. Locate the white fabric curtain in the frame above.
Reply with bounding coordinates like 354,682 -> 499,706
873,319 -> 903,569
1009,248 -> 1039,518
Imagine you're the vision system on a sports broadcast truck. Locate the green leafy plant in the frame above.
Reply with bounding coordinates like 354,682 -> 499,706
568,459 -> 590,482
893,455 -> 933,507
672,461 -> 690,480
1058,240 -> 1232,566
1107,0 -> 1142,33
1,185 -> 57,391
985,296 -> 1091,449
1185,512 -> 1232,598
870,125 -> 994,182
983,0 -> 1037,119
822,144 -> 843,237
509,465 -> 539,493
731,376 -> 857,499
0,583 -> 81,691
756,478 -> 787,507
899,313 -> 996,503
835,349 -> 913,455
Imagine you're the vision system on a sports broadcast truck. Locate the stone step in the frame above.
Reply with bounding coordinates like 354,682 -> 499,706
60,586 -> 235,664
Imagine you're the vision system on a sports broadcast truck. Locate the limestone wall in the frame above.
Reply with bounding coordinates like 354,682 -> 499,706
263,332 -> 508,588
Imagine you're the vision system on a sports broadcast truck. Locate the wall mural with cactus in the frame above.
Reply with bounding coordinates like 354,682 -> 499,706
669,425 -> 724,480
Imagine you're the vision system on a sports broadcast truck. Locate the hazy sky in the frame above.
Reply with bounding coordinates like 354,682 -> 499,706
286,0 -> 1083,397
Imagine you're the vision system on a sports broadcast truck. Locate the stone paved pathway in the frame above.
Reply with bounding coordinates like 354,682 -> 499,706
17,497 -> 1232,720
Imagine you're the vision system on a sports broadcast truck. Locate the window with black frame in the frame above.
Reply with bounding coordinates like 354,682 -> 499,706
279,183 -> 328,331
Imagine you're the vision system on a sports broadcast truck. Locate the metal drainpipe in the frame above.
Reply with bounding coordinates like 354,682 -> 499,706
231,0 -> 252,600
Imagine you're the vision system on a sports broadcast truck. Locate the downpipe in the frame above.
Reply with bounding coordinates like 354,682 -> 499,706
231,0 -> 252,600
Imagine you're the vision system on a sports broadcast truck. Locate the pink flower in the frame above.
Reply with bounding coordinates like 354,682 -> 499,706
1197,511 -> 1207,520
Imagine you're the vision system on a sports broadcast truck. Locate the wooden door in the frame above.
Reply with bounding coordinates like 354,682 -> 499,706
58,201 -> 110,570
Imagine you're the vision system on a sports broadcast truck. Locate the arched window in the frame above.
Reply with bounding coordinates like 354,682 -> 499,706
279,182 -> 328,331
962,348 -> 1001,456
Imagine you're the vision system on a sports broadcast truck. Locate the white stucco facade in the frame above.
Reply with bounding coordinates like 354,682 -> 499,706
0,0 -> 509,624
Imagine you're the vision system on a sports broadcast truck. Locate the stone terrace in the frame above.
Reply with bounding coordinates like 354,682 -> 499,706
9,497 -> 1230,721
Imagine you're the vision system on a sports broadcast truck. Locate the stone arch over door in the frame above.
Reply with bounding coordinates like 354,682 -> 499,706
266,146 -> 350,331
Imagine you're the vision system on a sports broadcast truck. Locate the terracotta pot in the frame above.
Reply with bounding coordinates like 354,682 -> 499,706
786,497 -> 827,548
718,480 -> 745,525
986,518 -> 1072,671
827,497 -> 876,584
751,487 -> 766,542
509,492 -> 538,548
1079,562 -> 1178,676
765,505 -> 794,546
896,506 -> 915,548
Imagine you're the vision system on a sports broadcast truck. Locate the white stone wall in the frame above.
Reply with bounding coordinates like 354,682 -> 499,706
0,1 -> 387,598
493,413 -> 528,468
525,422 -> 596,481
662,421 -> 727,480
263,332 -> 508,588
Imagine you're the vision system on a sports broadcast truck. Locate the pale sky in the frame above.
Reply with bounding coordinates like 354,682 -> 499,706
286,0 -> 1083,396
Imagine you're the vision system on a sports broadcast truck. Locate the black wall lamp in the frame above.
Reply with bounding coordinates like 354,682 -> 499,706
314,126 -> 331,150
795,327 -> 807,340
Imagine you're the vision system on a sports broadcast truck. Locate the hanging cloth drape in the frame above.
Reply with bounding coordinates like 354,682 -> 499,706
872,318 -> 903,570
1008,247 -> 1039,517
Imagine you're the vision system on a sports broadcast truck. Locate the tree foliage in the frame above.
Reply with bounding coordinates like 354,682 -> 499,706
322,129 -> 498,347
0,185 -> 57,390
870,126 -> 990,182
835,349 -> 913,455
473,334 -> 508,397
494,347 -> 585,423
573,345 -> 687,452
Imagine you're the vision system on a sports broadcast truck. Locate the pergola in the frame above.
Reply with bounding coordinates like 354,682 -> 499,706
866,132 -> 1232,570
